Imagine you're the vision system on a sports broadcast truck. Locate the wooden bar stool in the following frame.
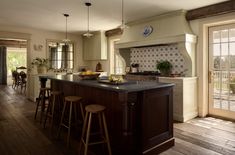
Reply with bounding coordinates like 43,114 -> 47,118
34,87 -> 51,124
44,91 -> 63,131
57,96 -> 83,147
79,104 -> 112,155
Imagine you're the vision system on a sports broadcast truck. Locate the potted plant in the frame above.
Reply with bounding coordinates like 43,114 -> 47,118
156,60 -> 172,76
31,57 -> 49,74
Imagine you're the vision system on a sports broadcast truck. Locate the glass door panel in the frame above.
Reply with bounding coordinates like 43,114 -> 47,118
209,23 -> 235,120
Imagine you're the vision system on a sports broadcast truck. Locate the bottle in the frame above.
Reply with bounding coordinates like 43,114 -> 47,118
96,62 -> 102,72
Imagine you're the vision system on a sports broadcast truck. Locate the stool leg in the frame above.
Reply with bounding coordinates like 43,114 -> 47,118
74,103 -> 78,127
57,101 -> 67,138
50,95 -> 56,132
67,101 -> 73,147
40,90 -> 46,124
34,90 -> 42,120
43,94 -> 52,128
79,111 -> 88,154
98,113 -> 104,135
84,112 -> 92,155
80,102 -> 85,121
102,113 -> 112,155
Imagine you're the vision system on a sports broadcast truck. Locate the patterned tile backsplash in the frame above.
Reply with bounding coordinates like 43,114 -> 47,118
130,44 -> 185,74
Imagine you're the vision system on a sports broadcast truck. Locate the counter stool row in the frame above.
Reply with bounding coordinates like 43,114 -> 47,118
34,87 -> 112,155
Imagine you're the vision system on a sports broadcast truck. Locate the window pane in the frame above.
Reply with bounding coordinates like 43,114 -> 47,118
68,52 -> 73,60
230,43 -> 235,55
221,29 -> 228,42
230,56 -> 235,69
213,31 -> 220,43
220,56 -> 229,69
229,29 -> 235,42
213,56 -> 220,69
213,44 -> 220,56
221,43 -> 228,56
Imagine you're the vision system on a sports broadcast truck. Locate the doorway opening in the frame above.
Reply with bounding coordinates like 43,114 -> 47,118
0,39 -> 27,85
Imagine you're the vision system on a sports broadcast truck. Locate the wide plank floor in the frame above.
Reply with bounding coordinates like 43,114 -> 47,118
0,85 -> 235,155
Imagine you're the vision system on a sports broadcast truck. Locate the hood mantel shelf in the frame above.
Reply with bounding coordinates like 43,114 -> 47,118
115,33 -> 197,49
115,10 -> 197,77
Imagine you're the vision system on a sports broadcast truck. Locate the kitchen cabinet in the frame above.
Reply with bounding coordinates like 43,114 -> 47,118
41,75 -> 174,155
159,77 -> 198,122
83,31 -> 107,60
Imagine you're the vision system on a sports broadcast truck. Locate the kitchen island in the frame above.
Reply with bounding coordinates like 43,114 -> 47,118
40,75 -> 174,155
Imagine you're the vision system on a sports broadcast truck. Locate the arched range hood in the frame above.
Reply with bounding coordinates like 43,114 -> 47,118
115,10 -> 197,77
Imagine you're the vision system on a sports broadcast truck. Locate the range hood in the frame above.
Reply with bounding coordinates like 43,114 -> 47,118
115,10 -> 197,77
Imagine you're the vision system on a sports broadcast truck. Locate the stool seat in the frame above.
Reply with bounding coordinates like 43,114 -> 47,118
65,96 -> 82,102
85,104 -> 105,113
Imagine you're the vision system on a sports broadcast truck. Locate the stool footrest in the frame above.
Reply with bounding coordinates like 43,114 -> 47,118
61,124 -> 69,129
81,139 -> 107,146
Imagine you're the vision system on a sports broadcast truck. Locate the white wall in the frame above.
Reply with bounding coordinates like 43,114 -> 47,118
189,12 -> 235,117
0,25 -> 88,72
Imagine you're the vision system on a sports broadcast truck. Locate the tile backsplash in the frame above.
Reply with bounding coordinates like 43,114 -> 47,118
130,44 -> 185,74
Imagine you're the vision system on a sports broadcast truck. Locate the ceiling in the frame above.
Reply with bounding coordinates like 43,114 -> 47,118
0,0 -> 228,34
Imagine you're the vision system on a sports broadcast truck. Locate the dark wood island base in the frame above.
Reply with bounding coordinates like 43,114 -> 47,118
40,75 -> 174,155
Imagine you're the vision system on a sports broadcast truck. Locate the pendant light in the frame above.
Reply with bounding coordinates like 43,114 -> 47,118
119,0 -> 128,29
63,13 -> 70,43
83,2 -> 93,37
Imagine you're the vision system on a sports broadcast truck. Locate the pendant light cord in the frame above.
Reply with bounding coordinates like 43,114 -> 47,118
63,14 -> 69,42
84,2 -> 93,37
122,0 -> 124,26
88,3 -> 90,33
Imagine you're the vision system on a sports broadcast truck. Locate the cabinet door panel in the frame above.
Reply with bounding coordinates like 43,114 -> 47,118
142,87 -> 173,151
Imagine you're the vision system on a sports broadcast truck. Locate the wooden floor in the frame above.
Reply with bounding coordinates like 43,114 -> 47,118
0,85 -> 235,155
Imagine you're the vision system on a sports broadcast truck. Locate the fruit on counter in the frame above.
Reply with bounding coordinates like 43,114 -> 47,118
108,75 -> 124,82
80,70 -> 97,75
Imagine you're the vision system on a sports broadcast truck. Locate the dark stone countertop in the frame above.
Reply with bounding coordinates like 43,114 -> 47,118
40,75 -> 174,92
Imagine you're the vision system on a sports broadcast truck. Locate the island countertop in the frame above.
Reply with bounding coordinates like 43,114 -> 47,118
39,74 -> 174,92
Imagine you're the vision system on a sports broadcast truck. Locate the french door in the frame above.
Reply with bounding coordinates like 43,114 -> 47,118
209,24 -> 235,120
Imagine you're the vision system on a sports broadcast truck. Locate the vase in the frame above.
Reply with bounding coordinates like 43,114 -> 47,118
37,66 -> 47,74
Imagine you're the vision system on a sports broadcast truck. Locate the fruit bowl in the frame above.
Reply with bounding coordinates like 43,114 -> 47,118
78,73 -> 100,80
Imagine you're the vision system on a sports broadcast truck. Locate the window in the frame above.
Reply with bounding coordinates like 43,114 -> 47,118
109,37 -> 125,74
47,41 -> 74,69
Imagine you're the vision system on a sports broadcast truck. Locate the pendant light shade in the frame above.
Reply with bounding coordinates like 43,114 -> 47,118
83,2 -> 93,37
63,13 -> 70,43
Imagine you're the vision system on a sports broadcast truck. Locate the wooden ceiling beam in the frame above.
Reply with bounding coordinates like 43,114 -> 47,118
186,1 -> 235,21
105,28 -> 123,37
0,40 -> 27,48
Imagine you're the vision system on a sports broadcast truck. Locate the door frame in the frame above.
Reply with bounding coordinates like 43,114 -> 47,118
208,23 -> 235,120
0,31 -> 31,96
196,12 -> 235,118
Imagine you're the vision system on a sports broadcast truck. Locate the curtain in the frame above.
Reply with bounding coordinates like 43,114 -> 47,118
61,44 -> 68,68
50,47 -> 57,68
0,46 -> 7,84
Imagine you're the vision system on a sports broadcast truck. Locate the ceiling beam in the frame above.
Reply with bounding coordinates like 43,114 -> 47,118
186,1 -> 235,20
105,28 -> 123,37
0,40 -> 27,48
